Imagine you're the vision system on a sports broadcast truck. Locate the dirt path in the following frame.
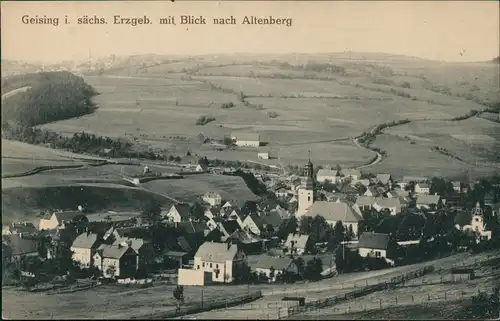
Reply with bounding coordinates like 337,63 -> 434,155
1,86 -> 31,100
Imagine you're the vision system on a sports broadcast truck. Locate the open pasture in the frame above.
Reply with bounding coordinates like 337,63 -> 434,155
383,117 -> 500,166
366,134 -> 499,180
1,283 -> 251,320
142,173 -> 258,203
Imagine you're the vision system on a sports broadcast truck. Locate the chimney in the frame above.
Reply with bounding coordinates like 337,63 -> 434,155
227,240 -> 232,250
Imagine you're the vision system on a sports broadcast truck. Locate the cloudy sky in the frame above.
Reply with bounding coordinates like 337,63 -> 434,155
2,1 -> 499,63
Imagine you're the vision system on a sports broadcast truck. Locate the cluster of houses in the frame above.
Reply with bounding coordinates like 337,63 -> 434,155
2,157 -> 498,285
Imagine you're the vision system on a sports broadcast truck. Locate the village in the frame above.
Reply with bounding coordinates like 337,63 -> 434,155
3,150 -> 499,304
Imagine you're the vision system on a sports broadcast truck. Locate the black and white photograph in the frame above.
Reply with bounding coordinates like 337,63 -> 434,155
1,0 -> 499,319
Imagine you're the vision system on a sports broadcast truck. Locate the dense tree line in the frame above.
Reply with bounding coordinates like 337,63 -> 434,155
2,72 -> 98,127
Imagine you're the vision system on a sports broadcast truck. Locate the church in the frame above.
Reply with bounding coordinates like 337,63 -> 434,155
295,158 -> 364,237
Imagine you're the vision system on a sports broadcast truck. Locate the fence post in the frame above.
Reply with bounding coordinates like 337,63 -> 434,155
379,299 -> 382,308
366,279 -> 368,286
412,295 -> 414,303
395,296 -> 398,304
428,294 -> 430,301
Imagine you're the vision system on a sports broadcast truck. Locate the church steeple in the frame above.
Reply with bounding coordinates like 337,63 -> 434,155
297,154 -> 316,217
302,151 -> 315,189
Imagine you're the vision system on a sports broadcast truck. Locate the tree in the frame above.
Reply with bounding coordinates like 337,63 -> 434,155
304,258 -> 323,281
141,200 -> 162,226
189,201 -> 205,220
173,285 -> 185,308
105,265 -> 116,278
71,214 -> 89,234
269,266 -> 276,282
277,216 -> 298,240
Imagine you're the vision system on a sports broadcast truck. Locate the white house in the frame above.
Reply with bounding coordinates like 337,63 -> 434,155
376,174 -> 392,187
341,169 -> 362,183
71,232 -> 100,268
202,192 -> 222,207
305,201 -> 364,237
358,232 -> 393,264
275,187 -> 289,198
316,169 -> 337,184
355,196 -> 376,212
232,132 -> 260,148
163,203 -> 191,223
193,242 -> 247,283
251,257 -> 299,282
415,183 -> 430,195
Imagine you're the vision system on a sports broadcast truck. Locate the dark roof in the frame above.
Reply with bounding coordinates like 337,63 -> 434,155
171,204 -> 191,220
10,222 -> 37,234
3,235 -> 38,256
230,208 -> 246,220
179,221 -> 206,234
260,211 -> 282,229
165,250 -> 188,257
52,211 -> 86,222
229,230 -> 262,244
251,257 -> 294,270
221,220 -> 241,235
176,236 -> 193,252
358,232 -> 390,250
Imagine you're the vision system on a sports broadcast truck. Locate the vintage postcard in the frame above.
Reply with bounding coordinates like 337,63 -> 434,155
1,0 -> 499,320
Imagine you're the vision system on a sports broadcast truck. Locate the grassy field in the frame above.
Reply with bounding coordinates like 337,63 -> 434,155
5,54 -> 499,184
1,283 -> 252,319
290,250 -> 500,320
365,134 -> 499,180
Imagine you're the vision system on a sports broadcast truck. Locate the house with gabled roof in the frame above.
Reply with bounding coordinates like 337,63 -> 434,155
38,210 -> 86,231
202,192 -> 222,206
316,169 -> 337,183
93,243 -> 138,278
373,197 -> 405,215
415,183 -> 430,195
2,234 -> 38,262
71,232 -> 100,268
2,222 -> 38,238
364,186 -> 381,198
398,176 -> 427,189
376,174 -> 393,187
356,196 -> 376,212
227,208 -> 246,227
232,132 -> 260,148
241,210 -> 282,236
218,220 -> 241,241
358,232 -> 396,264
416,194 -> 442,210
193,242 -> 247,283
227,230 -> 264,254
250,256 -> 298,282
114,237 -> 155,269
164,203 -> 191,223
305,201 -> 363,236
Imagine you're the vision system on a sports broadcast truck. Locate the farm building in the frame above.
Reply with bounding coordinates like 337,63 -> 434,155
257,151 -> 269,160
196,164 -> 208,172
373,197 -> 406,215
451,267 -> 475,282
2,222 -> 38,238
163,203 -> 191,223
232,132 -> 260,147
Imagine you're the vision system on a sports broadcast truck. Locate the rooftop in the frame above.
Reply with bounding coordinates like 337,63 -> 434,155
305,201 -> 363,222
358,232 -> 391,250
195,242 -> 238,263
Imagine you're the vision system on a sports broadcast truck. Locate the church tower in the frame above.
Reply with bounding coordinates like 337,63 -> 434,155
297,156 -> 316,217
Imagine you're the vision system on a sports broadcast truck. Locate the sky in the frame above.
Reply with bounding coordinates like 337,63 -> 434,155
1,1 -> 499,63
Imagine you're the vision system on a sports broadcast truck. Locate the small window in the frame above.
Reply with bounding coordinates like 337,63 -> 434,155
216,264 -> 219,268
308,196 -> 311,201
210,263 -> 213,268
375,251 -> 381,257
197,265 -> 200,269
202,262 -> 205,267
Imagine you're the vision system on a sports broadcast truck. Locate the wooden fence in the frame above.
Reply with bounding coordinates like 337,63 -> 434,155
132,290 -> 263,319
284,266 -> 435,318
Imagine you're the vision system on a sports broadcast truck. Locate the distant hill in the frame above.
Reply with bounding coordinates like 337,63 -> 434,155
1,71 -> 98,127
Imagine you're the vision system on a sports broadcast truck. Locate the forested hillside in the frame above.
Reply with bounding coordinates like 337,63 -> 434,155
1,71 -> 98,127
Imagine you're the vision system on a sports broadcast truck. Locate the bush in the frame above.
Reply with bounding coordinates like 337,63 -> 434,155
221,102 -> 235,109
196,115 -> 216,126
267,111 -> 278,118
